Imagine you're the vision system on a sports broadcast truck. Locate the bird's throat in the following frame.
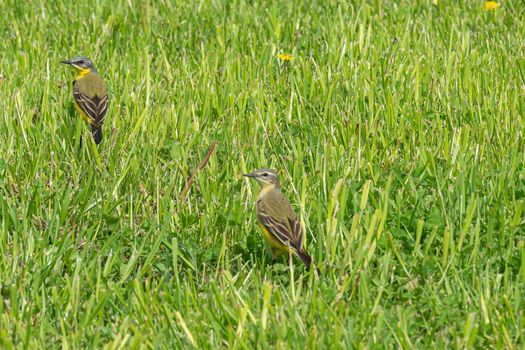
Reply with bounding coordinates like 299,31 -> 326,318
75,68 -> 91,79
258,184 -> 277,198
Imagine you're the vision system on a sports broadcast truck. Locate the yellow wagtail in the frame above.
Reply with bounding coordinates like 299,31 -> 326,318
244,169 -> 315,270
62,56 -> 108,144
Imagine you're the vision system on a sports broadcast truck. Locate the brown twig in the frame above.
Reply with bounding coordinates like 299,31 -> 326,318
179,141 -> 218,200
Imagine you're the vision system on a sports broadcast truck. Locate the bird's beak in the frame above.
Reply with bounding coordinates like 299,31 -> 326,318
61,60 -> 71,65
243,173 -> 255,178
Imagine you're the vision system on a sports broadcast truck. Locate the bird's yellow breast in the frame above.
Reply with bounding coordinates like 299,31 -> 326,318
74,101 -> 97,125
258,223 -> 291,254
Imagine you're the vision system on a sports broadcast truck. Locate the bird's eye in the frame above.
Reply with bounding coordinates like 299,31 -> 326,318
263,172 -> 268,177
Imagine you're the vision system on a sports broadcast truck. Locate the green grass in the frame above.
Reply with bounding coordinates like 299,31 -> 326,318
1,0 -> 524,348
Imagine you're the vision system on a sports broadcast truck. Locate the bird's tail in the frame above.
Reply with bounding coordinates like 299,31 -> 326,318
296,249 -> 321,275
91,124 -> 102,145
296,249 -> 312,270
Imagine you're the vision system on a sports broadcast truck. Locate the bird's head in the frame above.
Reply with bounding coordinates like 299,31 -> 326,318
243,168 -> 280,188
61,56 -> 96,74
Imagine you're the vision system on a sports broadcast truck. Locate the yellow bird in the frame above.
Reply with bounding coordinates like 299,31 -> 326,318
62,56 -> 108,144
244,168 -> 315,270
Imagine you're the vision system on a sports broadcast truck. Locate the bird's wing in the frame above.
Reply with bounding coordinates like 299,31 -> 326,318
73,79 -> 108,126
290,216 -> 303,248
256,196 -> 303,251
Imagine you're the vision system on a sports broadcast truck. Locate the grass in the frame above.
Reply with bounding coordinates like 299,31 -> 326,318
1,0 -> 524,348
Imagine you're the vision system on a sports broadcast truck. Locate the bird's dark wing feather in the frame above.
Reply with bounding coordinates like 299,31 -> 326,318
290,217 -> 303,248
73,81 -> 108,126
256,199 -> 303,251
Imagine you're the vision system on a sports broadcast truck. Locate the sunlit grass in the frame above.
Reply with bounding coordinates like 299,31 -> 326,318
0,0 -> 524,348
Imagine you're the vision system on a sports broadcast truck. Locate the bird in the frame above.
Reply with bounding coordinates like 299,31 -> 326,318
244,168 -> 315,271
61,56 -> 108,145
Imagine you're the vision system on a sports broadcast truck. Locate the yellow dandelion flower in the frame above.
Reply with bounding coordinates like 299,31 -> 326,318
276,53 -> 293,62
484,1 -> 499,10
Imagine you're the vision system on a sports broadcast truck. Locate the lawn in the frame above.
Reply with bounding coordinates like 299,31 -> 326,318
1,0 -> 524,348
